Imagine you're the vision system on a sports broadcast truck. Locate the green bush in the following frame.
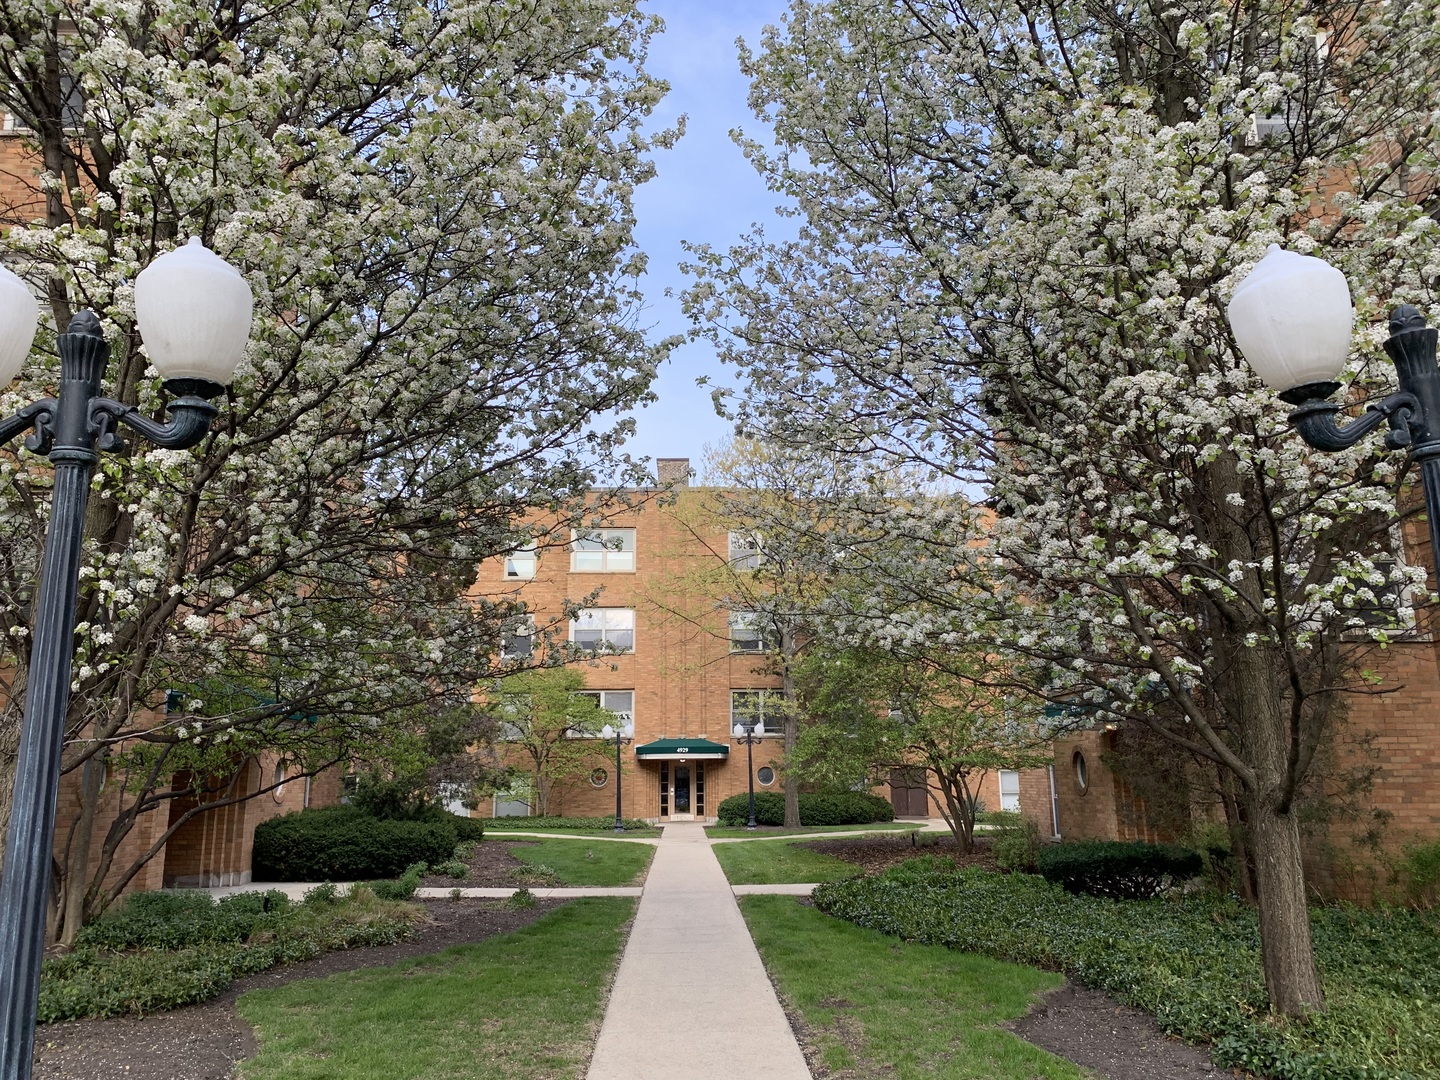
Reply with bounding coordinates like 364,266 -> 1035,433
252,806 -> 461,881
78,888 -> 293,951
432,859 -> 470,880
1037,840 -> 1203,899
990,817 -> 1042,873
814,864 -> 1440,1080
479,815 -> 652,832
714,791 -> 895,827
365,862 -> 426,900
1392,838 -> 1440,909
40,889 -> 418,1022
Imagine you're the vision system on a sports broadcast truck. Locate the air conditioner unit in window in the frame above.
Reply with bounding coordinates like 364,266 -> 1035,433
1247,114 -> 1290,145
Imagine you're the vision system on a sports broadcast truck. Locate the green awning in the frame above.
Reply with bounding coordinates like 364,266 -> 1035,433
634,738 -> 730,760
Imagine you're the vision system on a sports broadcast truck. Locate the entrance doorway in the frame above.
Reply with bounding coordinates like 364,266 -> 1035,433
889,767 -> 930,817
672,764 -> 693,819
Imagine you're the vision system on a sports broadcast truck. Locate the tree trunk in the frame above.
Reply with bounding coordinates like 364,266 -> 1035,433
781,629 -> 800,828
1250,794 -> 1324,1013
0,664 -> 28,878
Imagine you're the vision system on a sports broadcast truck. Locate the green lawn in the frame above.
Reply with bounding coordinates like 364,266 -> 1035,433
507,836 -> 654,886
711,837 -> 862,884
237,898 -> 634,1080
706,822 -> 918,839
741,895 -> 1090,1079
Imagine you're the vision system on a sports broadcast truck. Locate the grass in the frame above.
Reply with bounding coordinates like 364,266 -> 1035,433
740,895 -> 1088,1078
506,836 -> 654,886
711,837 -> 863,884
237,898 -> 634,1080
706,822 -> 919,839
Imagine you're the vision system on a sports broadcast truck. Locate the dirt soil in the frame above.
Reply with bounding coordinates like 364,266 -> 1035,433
1010,982 -> 1229,1079
32,898 -> 562,1080
800,831 -> 1000,873
418,836 -> 546,888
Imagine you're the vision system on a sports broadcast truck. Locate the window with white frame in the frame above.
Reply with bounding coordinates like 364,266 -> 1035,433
496,695 -> 529,741
728,531 -> 762,571
501,616 -> 535,659
728,611 -> 771,653
571,528 -> 635,572
570,608 -> 635,652
998,770 -> 1021,812
576,690 -> 634,728
1339,548 -> 1416,638
731,689 -> 783,734
504,543 -> 537,579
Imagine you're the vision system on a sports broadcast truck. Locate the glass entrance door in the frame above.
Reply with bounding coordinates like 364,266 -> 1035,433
673,764 -> 692,815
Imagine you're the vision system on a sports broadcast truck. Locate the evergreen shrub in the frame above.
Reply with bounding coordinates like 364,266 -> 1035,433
714,790 -> 894,827
479,815 -> 652,832
1037,839 -> 1203,899
252,806 -> 461,881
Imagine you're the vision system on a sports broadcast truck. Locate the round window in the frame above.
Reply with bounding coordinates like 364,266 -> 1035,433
757,766 -> 776,786
272,761 -> 288,802
1073,751 -> 1088,794
590,767 -> 608,788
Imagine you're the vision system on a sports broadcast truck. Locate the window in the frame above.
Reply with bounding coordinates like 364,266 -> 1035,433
570,608 -> 635,652
501,616 -> 535,659
1073,751 -> 1089,794
757,766 -> 776,786
576,690 -> 634,728
731,689 -> 782,734
571,528 -> 635,572
590,767 -> 608,788
998,769 -> 1021,812
504,544 -> 536,580
496,695 -> 529,741
729,611 -> 771,653
728,531 -> 762,571
271,761 -> 288,801
1341,556 -> 1413,637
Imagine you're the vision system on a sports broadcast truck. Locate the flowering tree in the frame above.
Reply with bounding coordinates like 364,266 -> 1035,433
0,0 -> 671,941
687,0 -> 1440,1015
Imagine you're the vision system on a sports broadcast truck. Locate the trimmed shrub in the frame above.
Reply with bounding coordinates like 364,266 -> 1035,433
479,815 -> 652,832
79,889 -> 293,951
252,806 -> 459,881
1037,840 -> 1203,899
714,790 -> 895,827
814,864 -> 1440,1080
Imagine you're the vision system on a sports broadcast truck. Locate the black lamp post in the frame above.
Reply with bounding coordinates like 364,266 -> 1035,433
600,721 -> 633,832
0,240 -> 251,1080
732,717 -> 764,829
1228,246 -> 1440,569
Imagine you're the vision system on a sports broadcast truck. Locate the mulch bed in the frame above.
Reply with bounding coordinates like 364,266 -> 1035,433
32,898 -> 563,1080
418,836 -> 547,888
799,831 -> 1000,873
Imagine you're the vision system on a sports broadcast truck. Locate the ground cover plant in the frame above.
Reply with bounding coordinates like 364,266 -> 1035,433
1037,840 -> 1204,900
478,816 -> 658,835
714,790 -> 894,827
706,822 -> 917,839
740,894 -> 1086,1078
712,838 -> 863,885
814,863 -> 1440,1080
39,887 -> 422,1022
236,898 -> 634,1080
506,837 -> 654,887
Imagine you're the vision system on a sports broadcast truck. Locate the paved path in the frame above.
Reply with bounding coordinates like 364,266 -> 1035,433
586,822 -> 812,1080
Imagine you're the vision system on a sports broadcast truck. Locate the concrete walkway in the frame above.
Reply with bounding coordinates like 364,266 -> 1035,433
586,822 -> 812,1080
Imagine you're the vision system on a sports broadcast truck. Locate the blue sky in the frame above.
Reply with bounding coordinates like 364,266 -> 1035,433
621,0 -> 795,478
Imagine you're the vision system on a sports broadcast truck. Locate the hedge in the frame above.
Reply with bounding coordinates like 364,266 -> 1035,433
715,790 -> 895,827
252,806 -> 478,881
1037,840 -> 1204,899
813,862 -> 1440,1080
479,815 -> 654,832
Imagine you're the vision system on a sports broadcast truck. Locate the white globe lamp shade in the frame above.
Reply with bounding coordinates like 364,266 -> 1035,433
601,724 -> 615,739
134,238 -> 253,384
733,724 -> 744,737
0,265 -> 38,387
1227,245 -> 1353,393
621,721 -> 634,738
753,719 -> 765,736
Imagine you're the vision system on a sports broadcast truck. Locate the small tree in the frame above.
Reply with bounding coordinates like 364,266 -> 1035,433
486,669 -> 609,817
795,645 -> 1050,852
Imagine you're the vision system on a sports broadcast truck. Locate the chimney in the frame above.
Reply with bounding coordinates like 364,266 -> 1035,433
656,458 -> 690,488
